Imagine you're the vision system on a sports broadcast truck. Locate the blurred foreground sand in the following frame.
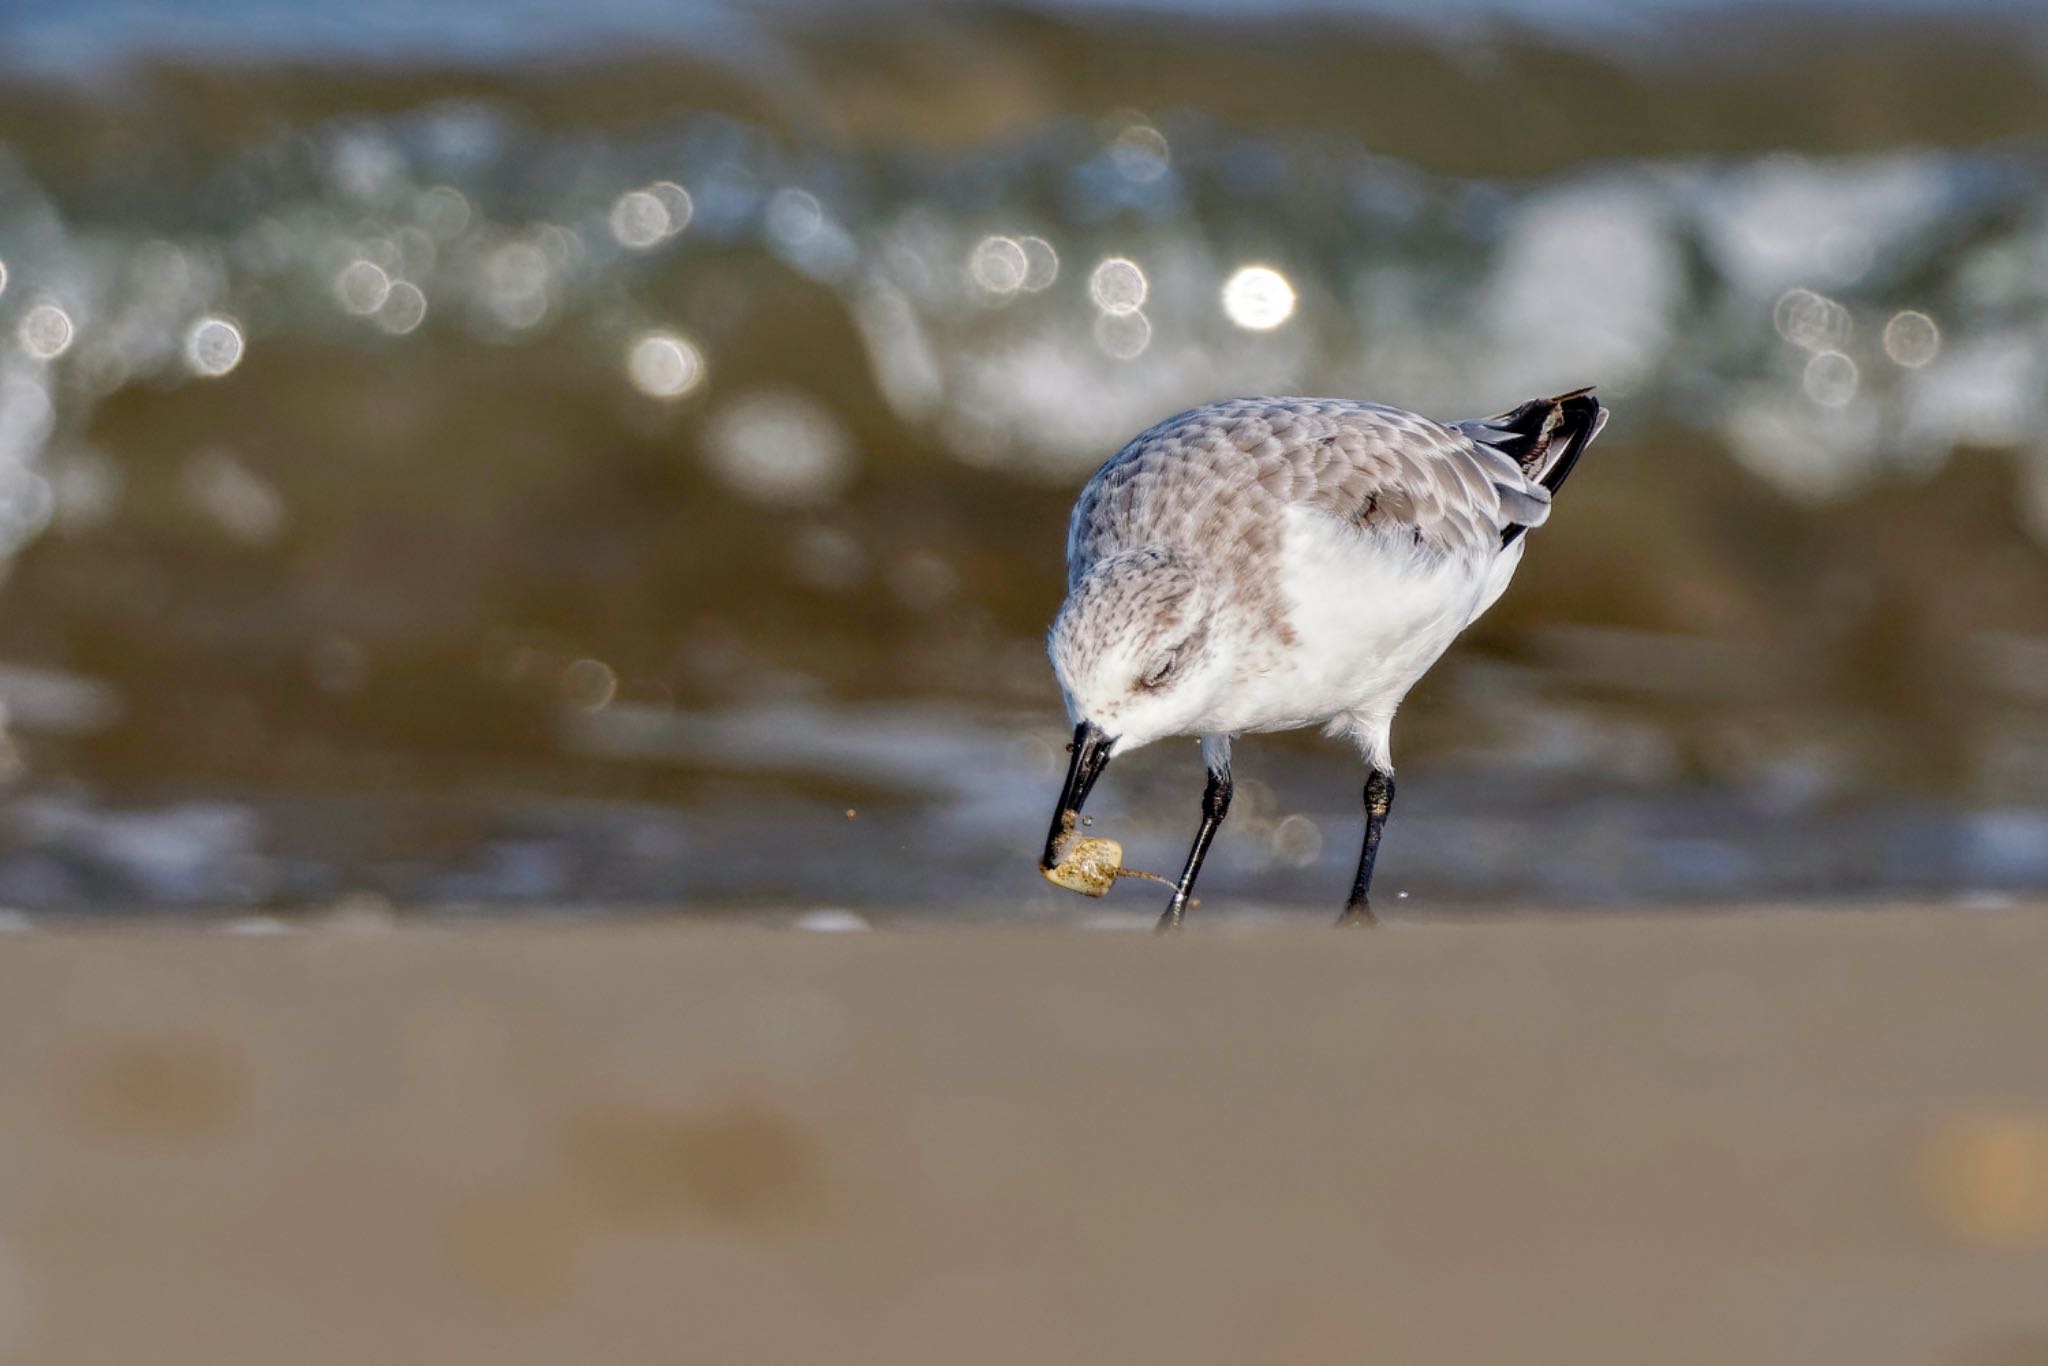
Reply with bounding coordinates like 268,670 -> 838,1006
2,909 -> 2047,1364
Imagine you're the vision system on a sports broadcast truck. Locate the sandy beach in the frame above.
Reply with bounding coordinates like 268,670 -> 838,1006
2,906 -> 2045,1364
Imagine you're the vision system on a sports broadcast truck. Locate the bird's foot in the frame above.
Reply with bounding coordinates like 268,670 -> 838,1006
1336,897 -> 1379,928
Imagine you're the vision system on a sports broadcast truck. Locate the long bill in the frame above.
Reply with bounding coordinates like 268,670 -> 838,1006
1040,721 -> 1114,870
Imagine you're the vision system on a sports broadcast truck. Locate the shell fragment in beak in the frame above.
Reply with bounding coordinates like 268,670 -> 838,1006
1041,836 -> 1125,897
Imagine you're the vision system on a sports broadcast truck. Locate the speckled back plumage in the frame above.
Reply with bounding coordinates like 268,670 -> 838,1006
1069,398 -> 1554,579
1064,397 -> 1566,668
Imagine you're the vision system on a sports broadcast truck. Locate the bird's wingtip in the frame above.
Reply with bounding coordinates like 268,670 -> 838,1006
1460,386 -> 1609,495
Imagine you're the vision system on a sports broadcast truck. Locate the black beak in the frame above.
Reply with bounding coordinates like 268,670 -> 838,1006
1041,721 -> 1114,869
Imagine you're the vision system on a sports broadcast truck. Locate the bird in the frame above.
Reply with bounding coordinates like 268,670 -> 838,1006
1039,388 -> 1607,928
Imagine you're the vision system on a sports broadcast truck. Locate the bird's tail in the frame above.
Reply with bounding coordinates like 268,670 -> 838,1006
1457,387 -> 1609,496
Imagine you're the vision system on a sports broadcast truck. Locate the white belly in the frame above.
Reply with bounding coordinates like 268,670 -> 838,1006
1202,507 -> 1522,755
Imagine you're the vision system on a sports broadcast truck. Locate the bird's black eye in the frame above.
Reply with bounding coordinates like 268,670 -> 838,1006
1138,652 -> 1177,690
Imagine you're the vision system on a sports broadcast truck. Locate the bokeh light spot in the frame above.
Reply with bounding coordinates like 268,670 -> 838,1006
1773,287 -> 1851,351
766,189 -> 824,247
1269,813 -> 1322,867
19,303 -> 74,360
609,189 -> 675,250
1803,350 -> 1859,407
1089,257 -> 1147,315
536,223 -> 583,268
335,259 -> 392,315
183,316 -> 245,378
626,332 -> 704,400
1916,1113 -> 2048,1247
1018,236 -> 1059,292
650,181 -> 693,231
969,236 -> 1028,295
184,448 -> 286,544
1093,308 -> 1151,360
483,242 -> 550,330
376,281 -> 428,335
417,185 -> 471,240
564,658 -> 619,711
1222,265 -> 1297,330
1108,121 -> 1171,184
703,390 -> 854,506
1883,310 -> 1941,368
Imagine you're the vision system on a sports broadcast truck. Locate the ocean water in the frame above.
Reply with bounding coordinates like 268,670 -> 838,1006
6,0 -> 2033,71
1,1 -> 2046,917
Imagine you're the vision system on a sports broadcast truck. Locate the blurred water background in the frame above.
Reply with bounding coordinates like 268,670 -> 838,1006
2,0 -> 2048,920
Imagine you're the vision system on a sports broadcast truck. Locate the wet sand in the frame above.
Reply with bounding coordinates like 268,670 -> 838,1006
3,906 -> 2046,1363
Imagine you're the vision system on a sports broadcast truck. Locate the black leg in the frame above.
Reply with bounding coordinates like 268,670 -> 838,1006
1339,768 -> 1395,926
1158,764 -> 1233,931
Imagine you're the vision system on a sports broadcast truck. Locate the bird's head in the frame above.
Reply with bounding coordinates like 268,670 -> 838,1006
1040,547 -> 1229,870
1047,547 -> 1228,758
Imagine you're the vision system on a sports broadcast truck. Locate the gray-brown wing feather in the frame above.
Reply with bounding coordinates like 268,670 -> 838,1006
1067,397 -> 1550,584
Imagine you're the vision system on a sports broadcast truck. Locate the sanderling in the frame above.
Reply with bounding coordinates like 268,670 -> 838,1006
1040,388 -> 1608,927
